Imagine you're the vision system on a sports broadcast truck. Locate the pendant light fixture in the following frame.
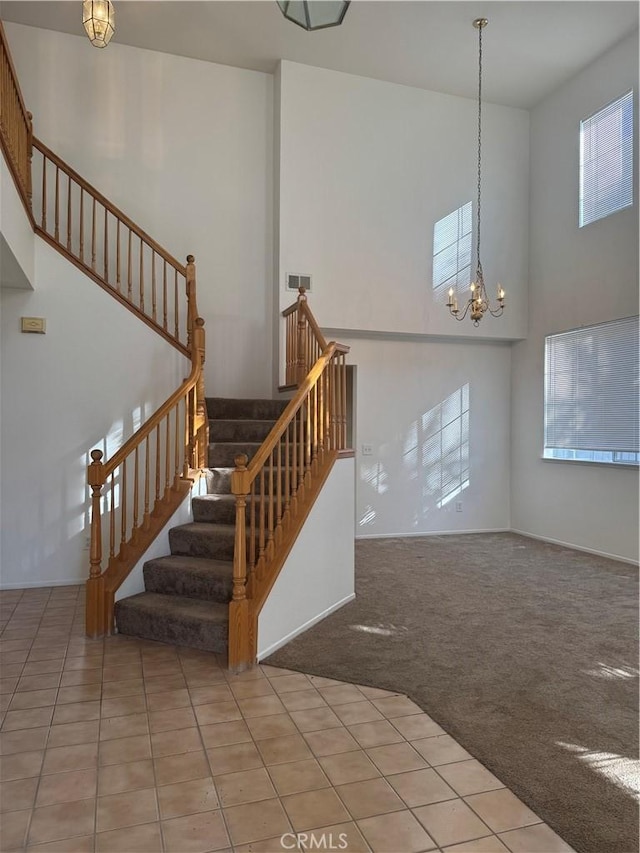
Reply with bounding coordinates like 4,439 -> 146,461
446,18 -> 505,326
83,0 -> 115,48
277,1 -> 350,31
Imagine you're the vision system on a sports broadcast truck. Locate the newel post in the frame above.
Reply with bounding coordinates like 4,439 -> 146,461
296,287 -> 308,387
86,449 -> 106,638
229,454 -> 251,671
185,255 -> 197,352
192,316 -> 208,469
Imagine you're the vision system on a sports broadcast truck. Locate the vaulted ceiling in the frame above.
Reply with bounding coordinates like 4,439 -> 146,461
0,1 -> 637,109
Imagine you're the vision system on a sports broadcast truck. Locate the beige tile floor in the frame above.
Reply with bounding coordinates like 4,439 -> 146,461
0,586 -> 577,853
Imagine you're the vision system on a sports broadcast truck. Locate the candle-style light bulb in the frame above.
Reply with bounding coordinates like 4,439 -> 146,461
470,282 -> 475,293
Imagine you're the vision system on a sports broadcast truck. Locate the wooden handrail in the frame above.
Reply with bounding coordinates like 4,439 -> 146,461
229,331 -> 350,671
32,138 -> 186,273
300,301 -> 328,351
0,20 -> 33,219
281,287 -> 330,387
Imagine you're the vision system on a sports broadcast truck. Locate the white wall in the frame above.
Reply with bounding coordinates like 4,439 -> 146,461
277,61 -> 529,341
0,239 -> 188,587
258,457 -> 355,658
511,32 -> 639,563
342,335 -> 511,538
5,22 -> 274,398
1,150 -> 34,288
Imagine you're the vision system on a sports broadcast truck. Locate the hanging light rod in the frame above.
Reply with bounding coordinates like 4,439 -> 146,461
446,17 -> 505,326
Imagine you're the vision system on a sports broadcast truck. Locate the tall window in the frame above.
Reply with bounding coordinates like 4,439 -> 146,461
544,317 -> 639,465
579,91 -> 633,227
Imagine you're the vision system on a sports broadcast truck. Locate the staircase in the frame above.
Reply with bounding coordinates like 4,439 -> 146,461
114,396 -> 289,654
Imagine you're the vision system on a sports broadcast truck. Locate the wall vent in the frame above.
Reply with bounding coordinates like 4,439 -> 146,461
286,273 -> 312,292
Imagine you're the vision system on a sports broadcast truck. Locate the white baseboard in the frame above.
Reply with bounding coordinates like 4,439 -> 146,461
0,579 -> 82,590
356,527 -> 510,540
510,529 -> 639,566
257,592 -> 355,661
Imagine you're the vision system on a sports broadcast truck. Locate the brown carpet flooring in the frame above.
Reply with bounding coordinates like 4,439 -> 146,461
265,532 -> 639,853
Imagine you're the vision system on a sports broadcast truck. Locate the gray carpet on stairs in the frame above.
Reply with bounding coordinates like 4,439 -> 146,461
265,532 -> 639,853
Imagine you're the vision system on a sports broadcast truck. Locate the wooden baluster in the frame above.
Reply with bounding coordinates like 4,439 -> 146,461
173,403 -> 180,489
127,230 -> 132,300
115,219 -> 120,291
341,353 -> 348,448
266,450 -> 275,559
155,424 -> 161,504
163,262 -> 168,331
305,392 -> 312,487
174,270 -> 179,340
109,474 -> 115,558
119,459 -> 127,558
164,414 -> 171,499
284,422 -> 291,523
104,208 -> 109,283
91,197 -> 96,270
41,155 -> 47,231
139,238 -> 145,312
86,449 -> 105,638
275,434 -> 283,544
298,407 -> 305,492
143,438 -> 150,530
258,468 -> 266,569
229,454 -> 251,672
26,111 -> 33,210
151,252 -> 157,322
66,175 -> 72,251
132,446 -> 139,539
79,189 -> 84,263
54,166 -> 59,241
311,381 -> 318,474
291,415 -> 298,512
249,480 -> 256,573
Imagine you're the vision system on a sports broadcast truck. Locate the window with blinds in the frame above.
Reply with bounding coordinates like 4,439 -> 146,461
579,91 -> 633,227
544,316 -> 639,465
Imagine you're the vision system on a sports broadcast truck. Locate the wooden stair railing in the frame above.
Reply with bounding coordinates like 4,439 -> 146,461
0,20 -> 33,223
86,266 -> 208,638
30,139 -> 191,356
0,25 -> 209,638
230,292 -> 349,670
282,286 -> 328,388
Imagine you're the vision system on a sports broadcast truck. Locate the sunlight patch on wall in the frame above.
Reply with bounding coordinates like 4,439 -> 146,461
432,202 -> 472,300
360,462 -> 388,495
359,504 -> 376,527
557,741 -> 640,798
403,384 -> 470,512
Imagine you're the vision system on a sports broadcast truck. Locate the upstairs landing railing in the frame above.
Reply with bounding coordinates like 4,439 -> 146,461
229,293 -> 349,670
0,20 -> 32,221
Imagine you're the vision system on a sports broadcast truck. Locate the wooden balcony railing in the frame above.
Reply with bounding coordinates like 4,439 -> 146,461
31,139 -> 191,356
282,287 -> 328,387
0,20 -> 33,221
229,292 -> 349,670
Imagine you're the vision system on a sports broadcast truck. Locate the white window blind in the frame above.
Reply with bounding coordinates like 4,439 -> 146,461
544,317 -> 639,461
432,202 -> 472,293
580,91 -> 633,227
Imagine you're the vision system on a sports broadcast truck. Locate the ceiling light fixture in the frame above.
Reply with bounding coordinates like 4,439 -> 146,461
447,18 -> 505,326
277,1 -> 350,31
83,0 -> 115,48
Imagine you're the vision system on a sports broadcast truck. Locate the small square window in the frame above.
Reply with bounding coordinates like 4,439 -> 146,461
579,91 -> 633,227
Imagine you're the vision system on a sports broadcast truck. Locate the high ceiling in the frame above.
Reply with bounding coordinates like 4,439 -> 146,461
1,1 -> 637,109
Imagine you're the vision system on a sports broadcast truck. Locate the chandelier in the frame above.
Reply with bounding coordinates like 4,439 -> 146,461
277,1 -> 350,31
447,18 -> 505,326
83,0 -> 115,48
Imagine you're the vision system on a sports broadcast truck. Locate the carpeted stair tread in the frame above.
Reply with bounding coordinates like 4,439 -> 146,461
207,397 -> 289,421
208,442 -> 262,468
143,555 -> 233,602
115,592 -> 228,653
169,522 -> 237,561
209,419 -> 278,443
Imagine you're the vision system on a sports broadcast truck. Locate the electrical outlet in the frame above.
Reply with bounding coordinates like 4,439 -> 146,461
361,444 -> 373,456
455,501 -> 463,512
